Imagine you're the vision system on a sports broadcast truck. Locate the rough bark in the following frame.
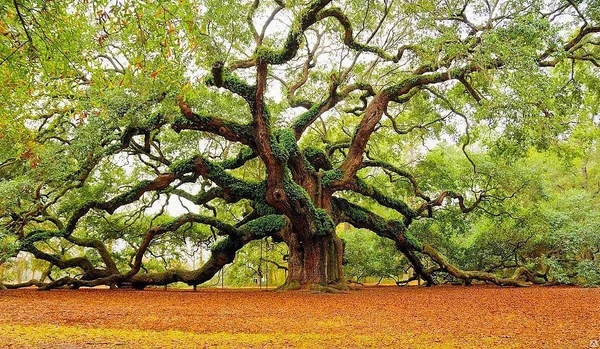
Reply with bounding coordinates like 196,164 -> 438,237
1,279 -> 45,289
421,244 -> 530,287
281,226 -> 346,290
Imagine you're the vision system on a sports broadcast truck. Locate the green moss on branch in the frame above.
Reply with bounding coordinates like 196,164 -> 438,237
207,66 -> 257,103
169,158 -> 196,176
240,215 -> 287,237
253,0 -> 332,65
200,157 -> 260,198
271,129 -> 299,162
292,103 -> 322,133
220,147 -> 256,169
211,236 -> 238,253
321,169 -> 343,188
404,232 -> 422,251
313,208 -> 334,236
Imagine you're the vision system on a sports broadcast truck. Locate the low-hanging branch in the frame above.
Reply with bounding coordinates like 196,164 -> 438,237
18,153 -> 261,254
331,197 -> 434,285
421,244 -> 532,287
33,213 -> 289,290
332,197 -> 534,287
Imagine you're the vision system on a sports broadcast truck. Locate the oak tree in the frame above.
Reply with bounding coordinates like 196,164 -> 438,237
1,0 -> 599,290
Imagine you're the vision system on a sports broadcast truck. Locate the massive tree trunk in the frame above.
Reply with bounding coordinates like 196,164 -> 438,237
282,226 -> 345,290
272,169 -> 347,290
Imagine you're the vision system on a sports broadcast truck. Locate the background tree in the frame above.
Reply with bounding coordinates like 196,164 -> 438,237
1,0 -> 599,290
340,226 -> 409,285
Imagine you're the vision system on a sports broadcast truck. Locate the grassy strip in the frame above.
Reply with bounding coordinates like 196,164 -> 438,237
0,323 -> 520,348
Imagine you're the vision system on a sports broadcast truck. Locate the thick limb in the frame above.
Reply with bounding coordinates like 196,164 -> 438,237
421,244 -> 530,287
332,197 -> 433,284
31,214 -> 288,290
1,279 -> 46,289
332,197 -> 532,287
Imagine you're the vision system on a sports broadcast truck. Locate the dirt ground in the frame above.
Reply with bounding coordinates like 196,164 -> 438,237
0,285 -> 598,348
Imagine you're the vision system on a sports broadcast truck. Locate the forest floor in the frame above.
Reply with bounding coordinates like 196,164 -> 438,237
0,285 -> 598,348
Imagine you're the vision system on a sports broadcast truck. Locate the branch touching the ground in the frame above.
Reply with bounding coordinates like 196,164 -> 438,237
17,155 -> 261,272
332,197 -> 537,287
65,235 -> 119,275
1,279 -> 46,289
332,197 -> 435,285
127,214 -> 288,289
421,244 -> 531,287
28,215 -> 289,290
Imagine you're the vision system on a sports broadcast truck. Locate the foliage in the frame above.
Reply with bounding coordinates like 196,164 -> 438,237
1,0 -> 600,289
340,227 -> 408,283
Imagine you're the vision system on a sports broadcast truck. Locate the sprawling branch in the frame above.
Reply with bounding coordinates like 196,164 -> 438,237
345,178 -> 417,224
36,214 -> 288,290
360,160 -> 430,201
65,235 -> 119,275
316,8 -> 413,62
417,191 -> 484,217
332,197 -> 407,242
25,245 -> 111,280
4,0 -> 596,292
333,197 -> 533,287
291,83 -> 374,139
126,213 -> 242,280
333,22 -> 600,187
421,244 -> 531,287
175,99 -> 255,147
332,197 -> 434,285
2,279 -> 46,289
336,64 -> 500,186
19,154 -> 259,252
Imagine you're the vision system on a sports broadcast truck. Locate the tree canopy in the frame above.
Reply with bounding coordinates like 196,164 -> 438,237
1,0 -> 599,290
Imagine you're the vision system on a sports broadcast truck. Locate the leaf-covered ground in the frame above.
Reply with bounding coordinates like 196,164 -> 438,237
0,285 -> 598,348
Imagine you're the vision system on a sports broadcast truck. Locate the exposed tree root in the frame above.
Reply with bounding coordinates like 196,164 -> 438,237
276,280 -> 349,293
347,280 -> 365,287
